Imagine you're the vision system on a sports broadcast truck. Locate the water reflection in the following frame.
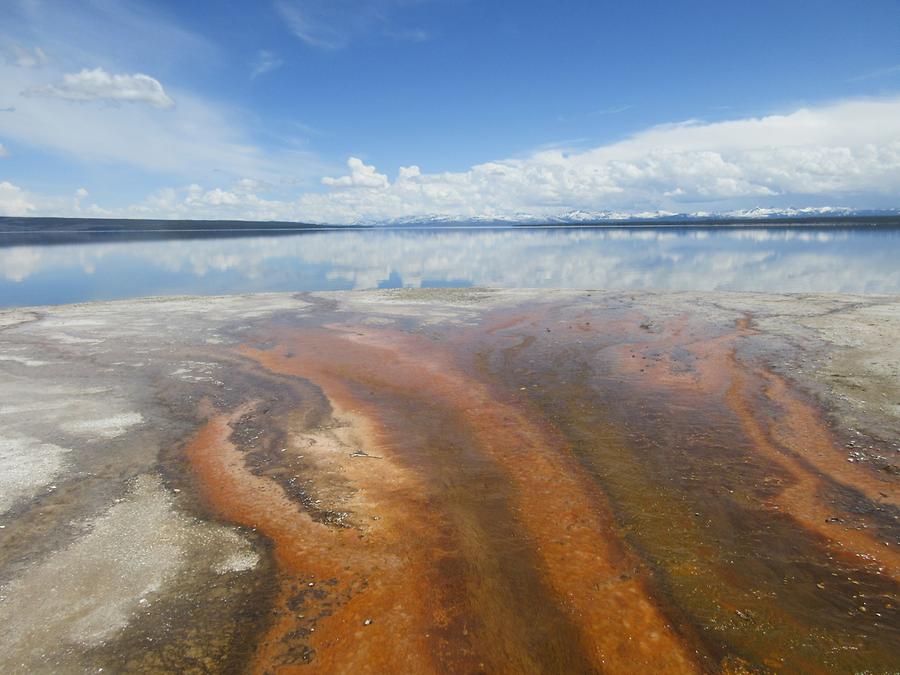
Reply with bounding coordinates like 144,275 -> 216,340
1,226 -> 899,307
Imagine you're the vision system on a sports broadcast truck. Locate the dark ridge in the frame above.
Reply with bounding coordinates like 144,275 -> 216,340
2,214 -> 899,249
0,217 -> 369,247
0,216 -> 334,232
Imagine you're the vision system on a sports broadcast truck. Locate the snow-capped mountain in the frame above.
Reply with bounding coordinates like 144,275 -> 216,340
368,207 -> 900,227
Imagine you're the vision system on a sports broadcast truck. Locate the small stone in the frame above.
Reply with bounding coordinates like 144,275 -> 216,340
363,618 -> 372,626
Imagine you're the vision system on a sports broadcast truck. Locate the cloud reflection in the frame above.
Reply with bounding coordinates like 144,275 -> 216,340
1,227 -> 898,306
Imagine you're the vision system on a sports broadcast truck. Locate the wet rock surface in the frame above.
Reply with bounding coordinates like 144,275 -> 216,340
0,289 -> 898,673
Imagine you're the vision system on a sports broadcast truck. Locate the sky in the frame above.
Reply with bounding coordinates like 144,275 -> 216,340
1,0 -> 899,223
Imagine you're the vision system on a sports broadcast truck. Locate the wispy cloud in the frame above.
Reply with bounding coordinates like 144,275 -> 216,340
847,64 -> 900,82
251,50 -> 283,78
275,0 -> 429,49
588,104 -> 633,116
2,43 -> 48,68
385,27 -> 430,43
0,1 -> 329,185
23,68 -> 176,108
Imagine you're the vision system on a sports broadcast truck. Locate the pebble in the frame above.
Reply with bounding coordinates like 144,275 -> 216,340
363,618 -> 372,626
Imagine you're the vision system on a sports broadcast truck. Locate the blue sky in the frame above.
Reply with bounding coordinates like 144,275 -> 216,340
1,0 -> 899,222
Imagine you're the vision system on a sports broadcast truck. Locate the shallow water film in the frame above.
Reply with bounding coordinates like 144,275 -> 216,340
1,289 -> 897,673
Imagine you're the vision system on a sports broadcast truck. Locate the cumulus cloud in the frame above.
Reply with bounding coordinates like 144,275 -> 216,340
72,187 -> 89,211
233,177 -> 271,193
0,0 -> 327,187
251,50 -> 283,78
0,62 -> 324,181
24,68 -> 175,108
0,181 -> 35,216
13,96 -> 900,223
3,44 -> 48,68
288,97 -> 900,222
321,157 -> 390,189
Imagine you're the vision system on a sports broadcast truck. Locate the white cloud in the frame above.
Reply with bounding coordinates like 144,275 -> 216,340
11,96 -> 900,223
233,177 -> 270,193
321,157 -> 389,189
0,181 -> 35,216
2,43 -> 48,68
0,143 -> 7,157
251,50 -> 283,78
24,67 -> 175,108
72,187 -> 89,211
287,96 -> 900,222
276,0 -> 429,49
0,0 -> 330,188
0,62 -> 327,183
589,104 -> 633,116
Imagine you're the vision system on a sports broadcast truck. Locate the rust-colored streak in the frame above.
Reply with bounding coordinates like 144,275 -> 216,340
183,403 -> 473,674
710,322 -> 891,573
727,362 -> 900,577
242,327 -> 702,674
605,312 -> 898,576
182,299 -> 897,673
482,304 -> 899,669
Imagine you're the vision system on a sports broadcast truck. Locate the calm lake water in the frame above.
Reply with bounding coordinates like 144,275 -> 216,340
1,225 -> 899,308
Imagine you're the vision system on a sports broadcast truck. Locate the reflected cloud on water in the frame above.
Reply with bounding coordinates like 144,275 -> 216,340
1,226 -> 898,306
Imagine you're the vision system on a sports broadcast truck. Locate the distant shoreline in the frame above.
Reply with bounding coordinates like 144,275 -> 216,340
2,213 -> 900,237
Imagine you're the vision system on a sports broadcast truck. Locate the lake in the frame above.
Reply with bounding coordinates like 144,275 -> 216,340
1,224 -> 899,307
